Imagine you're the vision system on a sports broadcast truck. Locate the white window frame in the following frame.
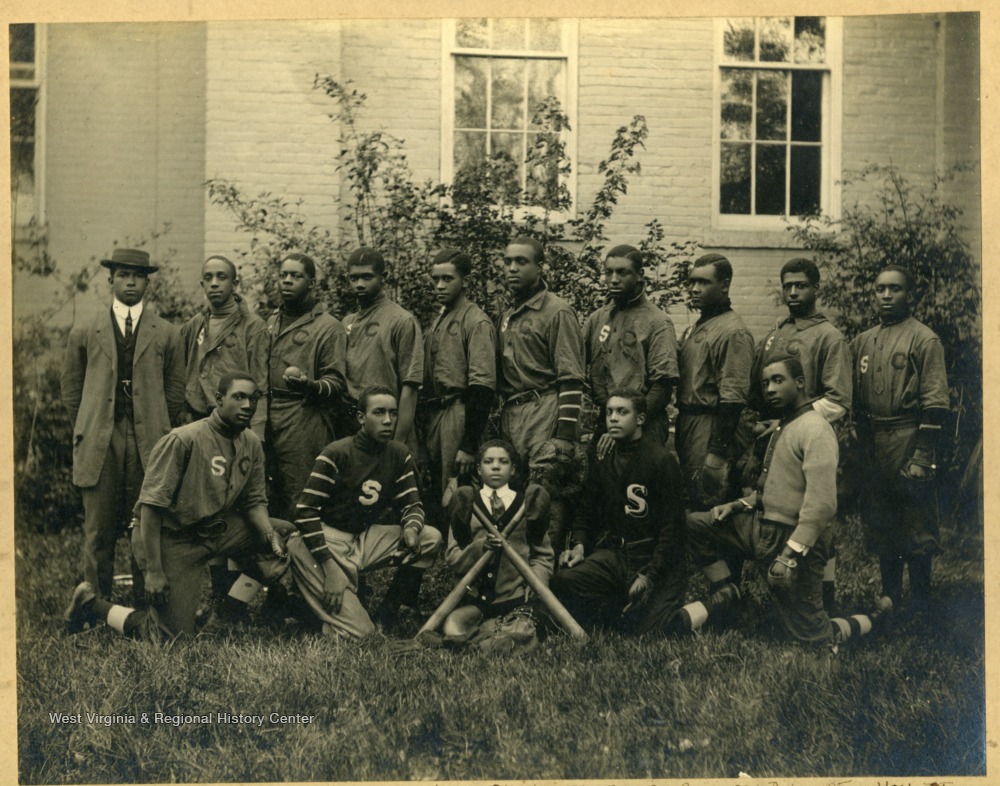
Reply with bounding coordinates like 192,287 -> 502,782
441,18 -> 578,216
10,22 -> 46,225
711,16 -> 842,231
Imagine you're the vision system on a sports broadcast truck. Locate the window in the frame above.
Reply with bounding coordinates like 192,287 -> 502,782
442,18 -> 576,205
714,17 -> 841,227
10,22 -> 44,224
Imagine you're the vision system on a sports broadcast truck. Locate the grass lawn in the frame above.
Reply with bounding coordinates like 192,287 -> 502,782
16,510 -> 985,784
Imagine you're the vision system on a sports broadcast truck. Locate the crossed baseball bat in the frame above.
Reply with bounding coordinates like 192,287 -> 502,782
418,501 -> 588,641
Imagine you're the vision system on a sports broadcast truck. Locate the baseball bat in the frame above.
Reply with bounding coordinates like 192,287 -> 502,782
417,510 -> 524,636
476,516 -> 589,641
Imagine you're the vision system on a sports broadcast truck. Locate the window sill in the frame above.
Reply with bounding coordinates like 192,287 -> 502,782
701,225 -> 806,250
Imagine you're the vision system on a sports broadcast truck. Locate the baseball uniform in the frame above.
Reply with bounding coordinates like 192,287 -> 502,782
851,317 -> 949,561
583,288 -> 679,442
266,302 -> 347,519
676,304 -> 755,507
498,282 -> 585,461
132,410 -> 288,637
287,430 -> 441,638
419,295 -> 496,512
551,433 -> 687,635
181,295 -> 269,439
688,406 -> 839,645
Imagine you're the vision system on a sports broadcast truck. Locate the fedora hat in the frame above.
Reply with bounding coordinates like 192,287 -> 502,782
100,248 -> 159,273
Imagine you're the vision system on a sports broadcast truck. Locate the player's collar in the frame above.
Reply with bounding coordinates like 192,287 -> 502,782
355,290 -> 388,317
207,408 -> 243,438
352,429 -> 387,455
609,284 -> 646,310
696,299 -> 732,325
779,312 -> 828,329
513,280 -> 548,310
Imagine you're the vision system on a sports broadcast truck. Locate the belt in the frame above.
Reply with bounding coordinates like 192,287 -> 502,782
420,391 -> 463,412
864,413 -> 918,431
503,386 -> 555,407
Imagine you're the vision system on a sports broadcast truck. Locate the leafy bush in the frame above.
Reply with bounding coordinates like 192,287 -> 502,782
787,164 -> 981,499
207,77 -> 696,326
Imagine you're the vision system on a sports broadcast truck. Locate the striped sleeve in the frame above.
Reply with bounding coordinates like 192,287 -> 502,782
394,452 -> 425,532
293,451 -> 341,562
555,380 -> 584,441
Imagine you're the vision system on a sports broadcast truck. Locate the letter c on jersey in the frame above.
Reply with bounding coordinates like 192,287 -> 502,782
624,484 -> 649,517
359,479 -> 382,506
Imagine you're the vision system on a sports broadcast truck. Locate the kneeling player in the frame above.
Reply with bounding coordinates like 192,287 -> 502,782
684,357 -> 888,648
285,385 -> 442,637
440,439 -> 554,644
64,373 -> 291,639
550,389 -> 686,635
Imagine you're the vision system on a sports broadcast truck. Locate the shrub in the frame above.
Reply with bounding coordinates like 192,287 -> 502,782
207,76 -> 696,326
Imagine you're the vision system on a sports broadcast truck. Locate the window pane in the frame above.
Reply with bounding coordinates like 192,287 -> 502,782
493,18 -> 526,50
527,59 -> 563,125
791,71 -> 822,142
756,144 -> 787,214
454,130 -> 487,175
720,143 -> 751,214
721,69 -> 753,140
760,17 -> 791,62
790,145 -> 821,215
491,58 -> 525,130
455,57 -> 488,128
723,18 -> 755,61
756,70 -> 788,141
456,18 -> 488,48
10,23 -> 35,65
490,131 -> 524,188
794,17 -> 826,64
528,18 -> 562,51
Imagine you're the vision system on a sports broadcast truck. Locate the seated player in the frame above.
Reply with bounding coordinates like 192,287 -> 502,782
63,373 -> 291,639
440,439 -> 554,643
684,356 -> 888,649
550,389 -> 686,635
285,385 -> 442,638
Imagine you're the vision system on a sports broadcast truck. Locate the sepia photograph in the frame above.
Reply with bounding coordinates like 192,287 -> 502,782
7,2 -> 990,784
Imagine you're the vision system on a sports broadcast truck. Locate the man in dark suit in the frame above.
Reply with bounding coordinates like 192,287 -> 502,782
61,248 -> 186,600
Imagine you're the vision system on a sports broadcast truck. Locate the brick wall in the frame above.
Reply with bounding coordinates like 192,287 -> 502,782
203,20 -> 344,285
941,13 -> 981,265
28,22 -> 206,324
577,18 -> 714,252
339,20 -> 442,189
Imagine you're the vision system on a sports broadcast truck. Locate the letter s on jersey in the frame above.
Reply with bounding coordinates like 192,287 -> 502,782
859,354 -> 869,374
624,484 -> 648,517
359,479 -> 382,506
211,456 -> 227,477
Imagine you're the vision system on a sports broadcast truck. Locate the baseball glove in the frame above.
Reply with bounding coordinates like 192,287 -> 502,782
528,439 -> 588,501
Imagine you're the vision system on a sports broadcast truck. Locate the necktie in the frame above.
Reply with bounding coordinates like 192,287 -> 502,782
490,489 -> 505,519
124,311 -> 133,341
